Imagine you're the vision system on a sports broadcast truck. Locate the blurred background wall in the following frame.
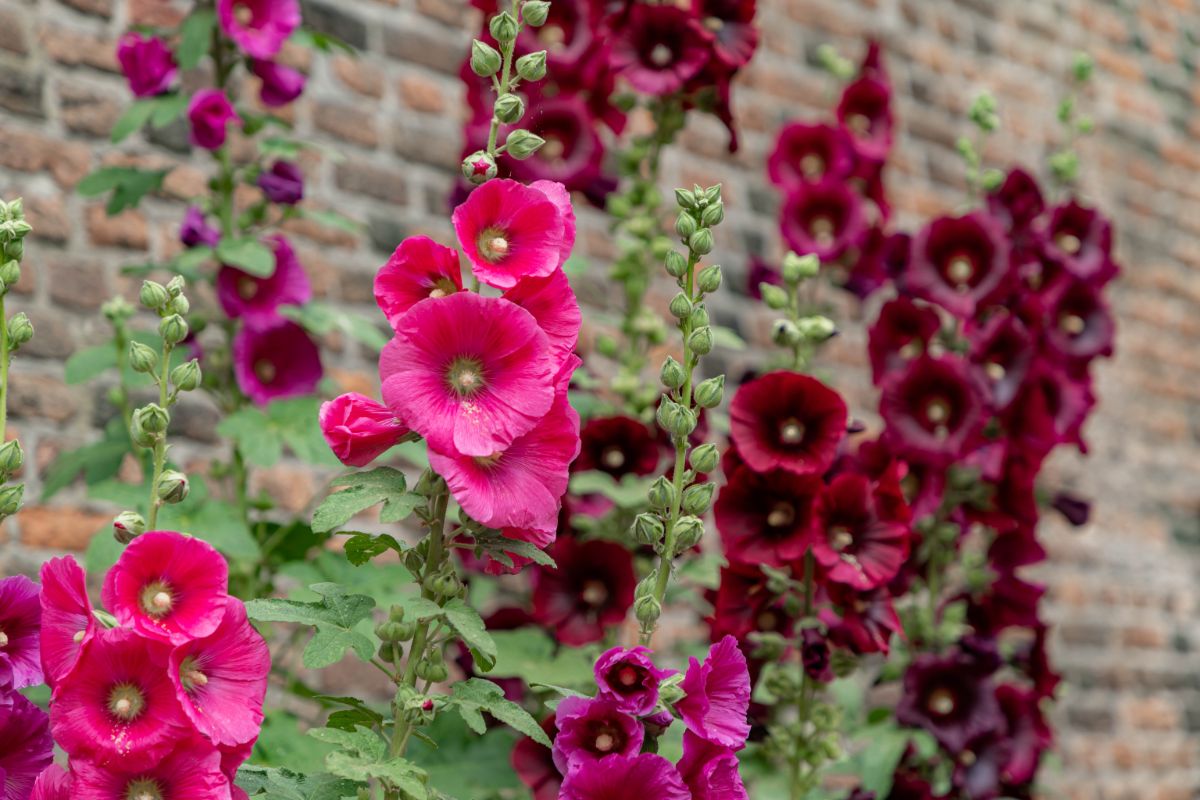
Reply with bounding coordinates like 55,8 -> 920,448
0,0 -> 1196,797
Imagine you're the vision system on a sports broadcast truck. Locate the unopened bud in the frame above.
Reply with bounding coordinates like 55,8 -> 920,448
470,39 -> 503,77
688,228 -> 713,255
664,251 -> 688,278
635,595 -> 662,627
494,93 -> 525,124
377,641 -> 404,663
375,620 -> 408,643
674,188 -> 699,210
656,397 -> 696,438
156,470 -> 189,504
167,294 -> 190,316
760,283 -> 790,310
170,359 -> 202,392
688,306 -> 709,330
647,476 -> 676,511
0,484 -> 22,518
102,296 -> 135,323
672,515 -> 704,554
772,319 -> 802,347
693,375 -> 724,409
128,341 -> 159,374
461,151 -> 498,185
159,314 -> 188,346
166,276 -> 185,297
504,129 -> 545,160
783,251 -> 820,282
0,260 -> 19,288
633,513 -> 665,547
748,631 -> 788,661
700,201 -> 724,228
6,313 -> 31,348
697,265 -> 722,294
689,443 -> 719,473
660,356 -> 685,390
681,482 -> 716,515
3,239 -> 22,262
515,50 -> 548,82
675,212 -> 697,240
797,315 -> 837,342
113,510 -> 146,544
136,403 -> 170,434
140,280 -> 169,310
489,11 -> 519,43
668,292 -> 692,319
521,0 -> 550,26
416,658 -> 449,683
0,440 -> 23,475
688,326 -> 714,355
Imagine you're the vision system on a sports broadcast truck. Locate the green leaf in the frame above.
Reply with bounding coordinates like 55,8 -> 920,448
488,629 -> 595,688
247,583 -> 376,668
291,26 -> 356,53
568,471 -> 657,509
304,627 -> 373,669
111,100 -> 156,143
40,436 -> 128,500
77,166 -> 136,196
177,9 -> 216,69
312,467 -> 414,533
392,594 -> 443,622
150,93 -> 189,128
216,237 -> 275,277
217,408 -> 283,467
78,167 -> 168,215
442,598 -> 496,673
449,679 -> 551,747
301,207 -> 363,234
858,727 -> 910,796
269,397 -> 341,467
236,766 -> 358,800
405,714 -> 522,798
343,531 -> 407,566
64,343 -> 117,385
711,324 -> 747,351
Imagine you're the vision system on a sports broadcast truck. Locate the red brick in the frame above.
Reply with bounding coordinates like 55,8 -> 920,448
313,102 -> 379,149
333,56 -> 385,98
18,506 -> 111,551
86,204 -> 150,250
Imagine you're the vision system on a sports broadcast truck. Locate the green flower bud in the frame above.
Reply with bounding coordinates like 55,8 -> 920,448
650,237 -> 673,260
634,595 -> 662,627
633,513 -> 665,547
681,482 -> 716,516
102,296 -> 135,323
395,620 -> 418,641
1072,51 -> 1094,83
595,335 -> 619,358
3,239 -> 22,262
489,11 -> 519,43
521,0 -> 550,26
5,313 -> 31,348
675,212 -> 697,240
128,341 -> 159,374
136,403 -> 170,434
980,168 -> 1005,192
688,228 -> 713,255
700,201 -> 724,228
433,571 -> 462,598
515,50 -> 548,82
388,604 -> 406,623
674,188 -> 699,210
0,440 -> 23,475
702,184 -> 722,204
664,252 -> 688,281
688,325 -> 714,355
170,359 -> 202,392
131,419 -> 158,449
462,150 -> 499,185
760,283 -> 790,310
0,260 -> 19,288
672,515 -> 704,554
504,129 -> 546,160
656,397 -> 696,439
693,375 -> 724,409
783,251 -> 820,282
470,39 -> 503,77
166,276 -> 185,297
377,641 -> 404,663
112,510 -> 146,544
797,315 -> 837,342
159,314 -> 189,346
688,305 -> 709,330
416,658 -> 449,683
697,265 -> 722,294
156,470 -> 189,504
772,319 -> 802,347
140,280 -> 169,310
689,443 -> 719,473
167,294 -> 190,316
748,631 -> 788,661
0,483 -> 23,519
375,620 -> 408,643
647,475 -> 676,511
660,356 -> 686,390
494,93 -> 525,124
668,292 -> 692,319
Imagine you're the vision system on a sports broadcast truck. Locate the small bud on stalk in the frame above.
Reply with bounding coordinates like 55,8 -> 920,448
489,11 -> 519,43
140,281 -> 170,310
113,510 -> 147,544
0,440 -> 23,476
159,315 -> 189,346
521,0 -> 550,26
129,341 -> 159,374
6,313 -> 31,348
171,359 -> 202,392
504,130 -> 545,160
156,470 -> 189,504
689,443 -> 719,474
470,40 -> 502,77
515,50 -> 548,82
633,513 -> 665,547
0,484 -> 22,519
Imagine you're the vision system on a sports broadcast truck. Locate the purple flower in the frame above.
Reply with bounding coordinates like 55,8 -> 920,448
677,730 -> 749,800
180,206 -> 221,249
676,635 -> 751,749
258,160 -> 304,205
552,695 -> 644,774
218,0 -> 301,60
0,694 -> 54,798
559,753 -> 691,800
896,650 -> 1004,755
188,89 -> 240,151
252,59 -> 306,107
233,318 -> 322,406
216,235 -> 310,324
116,33 -> 177,98
593,646 -> 674,716
0,574 -> 42,689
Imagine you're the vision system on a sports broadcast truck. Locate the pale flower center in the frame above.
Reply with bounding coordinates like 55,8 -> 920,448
594,732 -> 616,752
985,361 -> 1006,381
946,255 -> 975,286
924,398 -> 950,426
601,446 -> 626,470
255,359 -> 277,384
139,580 -> 175,618
829,525 -> 854,551
1056,232 -> 1082,255
581,580 -> 609,607
125,778 -> 164,800
73,629 -> 87,643
108,682 -> 147,722
810,216 -> 835,247
848,113 -> 871,135
779,418 -> 806,445
1060,313 -> 1086,336
180,656 -> 209,692
703,15 -> 724,32
0,629 -> 7,648
237,275 -> 259,300
928,687 -> 956,716
766,502 -> 795,529
478,227 -> 511,262
473,452 -> 503,469
800,153 -> 825,179
616,665 -> 640,687
446,356 -> 486,398
489,236 -> 509,256
539,25 -> 566,49
650,43 -> 673,67
233,3 -> 253,27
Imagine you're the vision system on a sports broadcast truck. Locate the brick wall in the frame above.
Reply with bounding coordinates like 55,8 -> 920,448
0,0 -> 1197,797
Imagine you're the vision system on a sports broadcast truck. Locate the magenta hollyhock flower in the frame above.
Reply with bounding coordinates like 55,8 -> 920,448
552,695 -> 644,773
811,472 -> 911,591
0,574 -> 42,689
531,537 -> 636,646
251,59 -> 306,107
729,371 -> 848,477
218,0 -> 300,59
502,269 -> 582,371
374,236 -> 464,330
896,651 -> 1004,755
676,635 -> 751,748
677,730 -> 749,800
70,740 -> 230,799
1,693 -> 54,799
512,718 -> 561,800
693,0 -> 758,68
837,75 -> 894,162
380,291 -> 555,457
879,355 -> 987,466
574,416 -> 661,479
180,206 -> 221,249
780,179 -> 868,262
452,178 -> 573,290
593,646 -> 673,716
559,753 -> 691,800
987,167 -> 1045,235
903,212 -> 1012,318
169,597 -> 269,747
188,89 -> 240,151
39,555 -> 95,690
867,296 -> 941,383
714,465 -> 820,567
30,765 -> 71,800
319,392 -> 411,468
102,531 -> 229,645
746,255 -> 782,300
967,312 -> 1035,410
219,739 -> 255,788
216,235 -> 310,325
233,318 -> 323,406
257,160 -> 304,205
1040,276 -> 1116,364
116,33 -> 177,98
50,627 -> 191,769
1041,200 -> 1117,284
824,584 -> 903,656
767,122 -> 856,189
608,4 -> 710,96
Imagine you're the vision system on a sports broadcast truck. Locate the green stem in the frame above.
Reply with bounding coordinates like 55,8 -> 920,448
145,335 -> 172,530
0,294 -> 8,445
789,552 -> 817,798
485,0 -> 521,159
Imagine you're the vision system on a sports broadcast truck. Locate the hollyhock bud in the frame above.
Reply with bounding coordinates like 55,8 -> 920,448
490,11 -> 519,43
693,375 -> 725,409
461,150 -> 498,184
157,470 -> 189,503
682,482 -> 716,516
516,50 -> 548,82
218,0 -> 300,59
135,404 -> 169,436
668,292 -> 692,319
522,0 -> 550,26
140,280 -> 169,309
635,595 -> 662,627
0,439 -> 22,474
798,315 -> 837,341
0,259 -> 19,287
470,39 -> 503,77
0,483 -> 22,517
166,275 -> 185,297
673,515 -> 704,554
187,88 -> 240,151
6,312 -> 31,347
257,160 -> 304,205
648,476 -> 677,511
689,443 -> 719,473
2,239 -> 21,261
660,356 -> 686,389
128,340 -> 158,373
665,251 -> 688,278
760,283 -> 790,310
180,206 -> 220,249
252,59 -> 306,107
113,510 -> 146,544
117,33 -> 178,98
700,202 -> 725,228
688,306 -> 710,330
688,325 -> 714,355
783,251 -> 820,282
319,392 -> 411,468
168,294 -> 190,315
505,129 -> 546,159
633,513 -> 665,547
676,212 -> 698,240
697,265 -> 722,294
160,314 -> 189,345
494,93 -> 526,124
171,359 -> 202,393
772,319 -> 802,347
657,397 -> 696,438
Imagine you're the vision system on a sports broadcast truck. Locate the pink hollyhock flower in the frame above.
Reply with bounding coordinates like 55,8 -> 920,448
71,740 -> 231,800
50,627 -> 190,770
837,75 -> 894,162
257,160 -> 304,205
233,318 -> 323,406
677,730 -> 749,800
512,718 -> 561,800
593,646 -> 673,716
879,355 -> 987,467
780,179 -> 868,262
380,291 -> 555,457
531,537 -> 636,646
219,739 -> 256,788
102,531 -> 229,645
218,0 -> 300,59
502,269 -> 582,370
30,765 -> 72,800
116,33 -> 177,98
810,472 -> 911,591
714,465 -> 820,567
39,555 -> 95,689
251,59 -> 306,107
608,4 -> 710,95
767,122 -> 856,189
0,574 -> 42,689
559,753 -> 691,800
169,597 -> 269,747
188,89 -> 240,151
319,392 -> 410,468
729,371 -> 848,477
180,206 -> 220,249
374,236 -> 463,329
452,179 -> 573,290
1,693 -> 53,799
216,235 -> 310,325
552,695 -> 644,773
676,635 -> 751,748
903,212 -> 1012,319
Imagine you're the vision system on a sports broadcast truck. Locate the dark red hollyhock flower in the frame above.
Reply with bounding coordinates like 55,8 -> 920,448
1040,276 -> 1116,364
608,4 -> 710,96
968,312 -> 1035,410
966,571 -> 1045,635
513,94 -> 614,198
1002,358 -> 1094,458
693,0 -> 757,68
844,229 -> 908,300
822,583 -> 903,656
531,537 -> 636,646
518,0 -> 607,83
746,256 -> 783,300
729,371 -> 848,477
868,297 -> 941,383
880,355 -> 988,467
888,769 -> 944,800
780,179 -> 868,262
1051,491 -> 1090,527
715,467 -> 820,567
1010,625 -> 1060,700
575,416 -> 661,478
684,57 -> 743,151
896,650 -> 1004,755
767,122 -> 856,189
953,684 -> 1051,799
837,75 -> 893,163
1040,200 -> 1118,285
986,167 -> 1045,235
903,212 -> 1012,319
801,628 -> 834,683
513,716 -> 562,800
810,472 -> 911,591
707,564 -> 794,644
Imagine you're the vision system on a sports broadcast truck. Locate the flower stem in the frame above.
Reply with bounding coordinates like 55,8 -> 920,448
0,294 -> 8,446
789,552 -> 817,799
145,335 -> 172,530
485,0 -> 521,159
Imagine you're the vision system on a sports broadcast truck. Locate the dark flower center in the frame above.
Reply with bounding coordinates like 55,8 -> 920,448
477,226 -> 511,262
179,655 -> 209,693
585,719 -> 626,755
139,579 -> 175,618
125,778 -> 164,800
1055,231 -> 1082,255
608,663 -> 647,695
237,275 -> 259,300
926,686 -> 957,717
108,682 -> 148,722
766,502 -> 796,529
581,580 -> 609,607
255,358 -> 277,384
778,417 -> 806,446
446,356 -> 486,398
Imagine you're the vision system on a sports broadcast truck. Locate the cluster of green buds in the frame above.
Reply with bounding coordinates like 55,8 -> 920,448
633,184 -> 727,643
462,0 -> 552,183
0,199 -> 32,521
114,277 -> 202,542
764,692 -> 843,796
955,92 -> 1006,193
1049,52 -> 1096,187
758,252 -> 836,370
815,43 -> 854,80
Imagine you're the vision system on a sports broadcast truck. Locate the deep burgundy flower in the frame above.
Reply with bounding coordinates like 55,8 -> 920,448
0,574 -> 41,689
180,206 -> 220,249
823,583 -> 903,655
844,228 -> 908,300
593,646 -> 674,716
693,0 -> 758,69
811,472 -> 911,591
1040,276 -> 1116,364
987,167 -> 1045,235
257,160 -> 304,205
1041,200 -> 1118,284
1001,358 -> 1094,458
896,651 -> 1004,755
879,355 -> 988,466
967,312 -> 1036,410
233,318 -> 323,406
800,628 -> 833,683
837,75 -> 894,163
116,33 -> 177,98
251,59 -> 306,107
552,695 -> 644,773
514,0 -> 607,82
187,89 -> 240,151
1051,491 -> 1090,527
715,465 -> 820,567
867,297 -> 941,383
967,571 -> 1045,635
767,123 -> 856,189
608,4 -> 711,95
512,717 -> 561,800
729,371 -> 848,477
531,537 -> 635,646
994,684 -> 1052,786
707,564 -> 792,644
503,93 -> 611,195
903,212 -> 1012,318
1010,625 -> 1060,700
780,179 -> 867,262
216,234 -> 310,325
574,416 -> 661,479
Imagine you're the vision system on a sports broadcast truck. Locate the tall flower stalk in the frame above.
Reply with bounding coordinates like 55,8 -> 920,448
0,198 -> 33,521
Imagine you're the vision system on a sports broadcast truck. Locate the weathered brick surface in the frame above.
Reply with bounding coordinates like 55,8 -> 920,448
0,0 -> 1195,794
